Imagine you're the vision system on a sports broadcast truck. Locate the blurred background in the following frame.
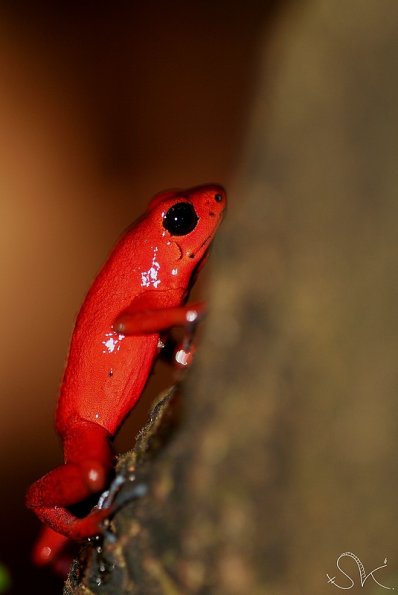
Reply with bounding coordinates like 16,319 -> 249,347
1,1 -> 397,593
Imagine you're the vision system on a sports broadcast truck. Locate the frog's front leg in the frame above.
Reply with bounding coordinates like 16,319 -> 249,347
26,421 -> 113,541
114,302 -> 205,368
113,301 -> 205,335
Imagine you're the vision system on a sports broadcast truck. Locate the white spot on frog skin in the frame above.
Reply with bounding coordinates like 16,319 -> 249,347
88,469 -> 100,483
140,246 -> 161,288
102,332 -> 125,354
172,268 -> 178,276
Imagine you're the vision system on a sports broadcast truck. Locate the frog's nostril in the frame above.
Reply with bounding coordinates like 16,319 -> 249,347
214,193 -> 223,203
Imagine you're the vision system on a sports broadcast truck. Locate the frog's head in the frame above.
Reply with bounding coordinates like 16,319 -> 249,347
144,184 -> 227,286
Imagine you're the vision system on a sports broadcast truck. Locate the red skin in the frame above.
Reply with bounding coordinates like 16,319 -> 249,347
26,184 -> 226,567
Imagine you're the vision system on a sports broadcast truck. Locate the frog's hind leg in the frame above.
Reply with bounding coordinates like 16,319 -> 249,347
26,421 -> 114,540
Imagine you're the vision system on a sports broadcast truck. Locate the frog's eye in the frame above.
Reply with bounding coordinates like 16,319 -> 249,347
163,202 -> 198,236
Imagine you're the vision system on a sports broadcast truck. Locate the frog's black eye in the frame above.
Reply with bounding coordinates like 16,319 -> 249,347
163,202 -> 198,236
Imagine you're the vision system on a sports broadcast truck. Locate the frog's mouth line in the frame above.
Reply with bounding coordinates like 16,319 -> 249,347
187,233 -> 212,260
173,236 -> 208,261
187,210 -> 224,260
185,247 -> 211,296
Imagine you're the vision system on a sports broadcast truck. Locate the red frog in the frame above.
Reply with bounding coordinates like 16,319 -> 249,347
26,184 -> 226,569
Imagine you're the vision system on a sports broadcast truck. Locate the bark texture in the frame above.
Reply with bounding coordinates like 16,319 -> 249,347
66,1 -> 398,593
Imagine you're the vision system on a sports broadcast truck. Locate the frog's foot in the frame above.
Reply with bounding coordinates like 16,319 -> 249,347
33,526 -> 69,568
98,471 -> 148,511
154,304 -> 204,369
172,305 -> 205,369
33,504 -> 111,540
32,526 -> 78,577
96,471 -> 148,543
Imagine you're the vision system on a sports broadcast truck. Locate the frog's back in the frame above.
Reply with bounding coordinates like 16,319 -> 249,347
55,226 -> 179,436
